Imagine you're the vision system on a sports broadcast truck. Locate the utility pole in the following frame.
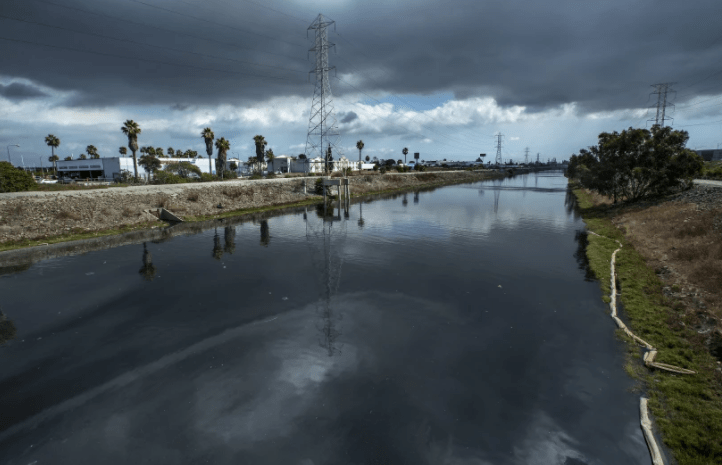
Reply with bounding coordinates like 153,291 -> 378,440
495,133 -> 503,166
305,14 -> 343,174
524,147 -> 529,165
648,83 -> 676,127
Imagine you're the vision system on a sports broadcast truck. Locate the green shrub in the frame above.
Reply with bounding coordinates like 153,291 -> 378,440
373,164 -> 379,172
266,172 -> 277,179
223,170 -> 238,179
314,178 -> 324,195
249,173 -> 263,180
153,171 -> 186,184
200,173 -> 215,182
164,161 -> 202,178
380,166 -> 387,174
0,162 -> 35,193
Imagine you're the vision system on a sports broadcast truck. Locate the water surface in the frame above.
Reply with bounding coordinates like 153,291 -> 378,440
0,172 -> 650,464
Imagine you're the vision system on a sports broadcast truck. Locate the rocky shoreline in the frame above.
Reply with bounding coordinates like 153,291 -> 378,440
0,170 -> 504,248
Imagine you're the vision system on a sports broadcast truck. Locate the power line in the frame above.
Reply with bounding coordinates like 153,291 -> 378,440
0,14 -> 308,76
0,35 -> 304,82
127,0 -> 305,49
30,0 -> 304,62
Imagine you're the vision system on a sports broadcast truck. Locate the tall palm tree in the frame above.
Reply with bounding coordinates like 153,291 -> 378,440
356,140 -> 364,162
215,137 -> 230,178
201,127 -> 215,175
45,134 -> 60,172
155,147 -> 164,158
253,135 -> 267,163
167,147 -> 175,157
121,120 -> 141,180
402,147 -> 409,164
119,146 -> 127,157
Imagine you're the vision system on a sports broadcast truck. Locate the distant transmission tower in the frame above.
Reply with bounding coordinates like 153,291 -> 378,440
495,133 -> 503,165
648,83 -> 676,127
524,147 -> 529,165
536,153 -> 540,164
305,14 -> 343,169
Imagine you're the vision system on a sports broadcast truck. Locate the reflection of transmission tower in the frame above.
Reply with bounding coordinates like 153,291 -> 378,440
304,14 -> 343,161
524,147 -> 529,165
305,205 -> 347,356
648,83 -> 676,127
495,133 -> 503,166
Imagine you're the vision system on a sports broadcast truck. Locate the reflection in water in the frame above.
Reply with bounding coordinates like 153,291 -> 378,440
223,226 -> 236,255
402,193 -> 408,206
494,187 -> 501,214
358,202 -> 365,229
306,209 -> 346,357
212,228 -> 223,260
564,188 -> 581,220
139,243 -> 157,281
573,230 -> 595,281
260,220 -> 270,247
414,191 -> 419,204
0,309 -> 17,345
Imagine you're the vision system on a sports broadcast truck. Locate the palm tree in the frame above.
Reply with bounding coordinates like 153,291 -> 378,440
167,147 -> 175,157
86,145 -> 99,159
402,147 -> 409,164
121,120 -> 141,180
45,134 -> 60,172
48,154 -> 59,171
201,127 -> 215,175
119,146 -> 127,157
253,135 -> 267,164
356,140 -> 364,162
365,155 -> 370,162
214,137 -> 230,178
155,147 -> 164,158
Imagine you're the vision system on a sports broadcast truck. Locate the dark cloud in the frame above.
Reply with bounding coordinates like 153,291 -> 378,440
340,111 -> 358,123
0,82 -> 47,100
1,0 -> 721,115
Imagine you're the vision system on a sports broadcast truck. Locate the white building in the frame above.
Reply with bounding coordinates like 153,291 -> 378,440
55,156 -> 218,180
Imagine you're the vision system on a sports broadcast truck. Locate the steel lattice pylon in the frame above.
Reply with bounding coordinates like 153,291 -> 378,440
305,14 -> 343,165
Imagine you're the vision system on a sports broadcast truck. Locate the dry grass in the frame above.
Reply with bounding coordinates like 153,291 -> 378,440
222,187 -> 244,200
156,194 -> 171,208
615,202 -> 722,318
187,191 -> 200,202
121,206 -> 136,217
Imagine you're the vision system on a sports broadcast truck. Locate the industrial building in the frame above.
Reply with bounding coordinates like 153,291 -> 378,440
55,157 -> 218,180
695,149 -> 722,161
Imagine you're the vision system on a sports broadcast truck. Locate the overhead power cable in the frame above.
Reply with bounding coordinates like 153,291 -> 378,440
0,35 -> 304,82
0,14 -> 308,76
30,0 -> 304,62
127,0 -> 304,49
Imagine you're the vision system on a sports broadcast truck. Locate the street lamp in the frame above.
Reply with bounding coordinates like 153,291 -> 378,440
6,144 -> 19,164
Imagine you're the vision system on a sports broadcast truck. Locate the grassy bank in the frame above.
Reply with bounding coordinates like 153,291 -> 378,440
571,182 -> 722,464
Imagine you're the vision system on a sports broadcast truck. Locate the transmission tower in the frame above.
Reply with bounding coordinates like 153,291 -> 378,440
305,14 -> 343,168
524,147 -> 529,165
536,153 -> 540,164
648,83 -> 676,127
495,133 -> 503,166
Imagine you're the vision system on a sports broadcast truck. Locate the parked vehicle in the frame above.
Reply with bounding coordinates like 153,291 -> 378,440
40,179 -> 58,184
58,177 -> 76,184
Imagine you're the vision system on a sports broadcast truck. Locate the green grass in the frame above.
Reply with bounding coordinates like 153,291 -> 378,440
571,182 -> 722,464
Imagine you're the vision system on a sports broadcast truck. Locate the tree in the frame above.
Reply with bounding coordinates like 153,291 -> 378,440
119,147 -> 127,157
167,147 -> 175,157
402,147 -> 409,164
265,148 -> 275,162
201,127 -> 215,174
79,154 -> 88,160
121,120 -> 141,180
48,154 -> 59,171
567,125 -> 703,203
45,134 -> 60,172
397,159 -> 403,165
86,145 -> 99,159
253,135 -> 267,164
298,153 -> 306,160
155,147 -> 164,158
138,153 -> 161,177
0,161 -> 35,193
365,155 -> 370,162
356,140 -> 365,162
64,156 -> 72,161
215,137 -> 230,178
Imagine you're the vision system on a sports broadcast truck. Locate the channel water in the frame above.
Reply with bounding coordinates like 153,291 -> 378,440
0,172 -> 652,464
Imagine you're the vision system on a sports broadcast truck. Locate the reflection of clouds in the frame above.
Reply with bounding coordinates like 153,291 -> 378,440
512,411 -> 589,465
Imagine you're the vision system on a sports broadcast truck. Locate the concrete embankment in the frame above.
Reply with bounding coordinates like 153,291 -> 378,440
0,170 -> 503,248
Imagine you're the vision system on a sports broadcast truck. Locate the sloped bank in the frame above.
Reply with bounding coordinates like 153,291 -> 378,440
0,170 -> 504,251
570,182 -> 722,464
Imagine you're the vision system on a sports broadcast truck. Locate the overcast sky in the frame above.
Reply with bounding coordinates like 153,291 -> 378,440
2,0 -> 722,166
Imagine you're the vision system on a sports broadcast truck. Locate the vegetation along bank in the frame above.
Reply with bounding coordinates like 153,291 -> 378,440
0,170 -> 505,251
567,124 -> 722,464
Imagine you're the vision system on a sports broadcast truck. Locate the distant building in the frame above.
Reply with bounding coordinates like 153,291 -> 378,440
695,149 -> 722,161
55,156 -> 218,179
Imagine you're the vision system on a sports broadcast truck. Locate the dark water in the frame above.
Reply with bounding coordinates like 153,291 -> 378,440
0,172 -> 650,465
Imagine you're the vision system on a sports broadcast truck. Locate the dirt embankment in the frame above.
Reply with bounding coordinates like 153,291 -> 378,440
0,170 -> 502,246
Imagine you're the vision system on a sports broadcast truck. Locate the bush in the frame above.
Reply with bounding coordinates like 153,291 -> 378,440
414,163 -> 426,172
164,161 -> 202,178
249,173 -> 263,180
266,172 -> 277,179
153,171 -> 186,184
0,162 -> 35,193
380,166 -> 387,174
223,170 -> 238,179
314,178 -> 324,195
200,173 -> 215,182
373,164 -> 379,172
